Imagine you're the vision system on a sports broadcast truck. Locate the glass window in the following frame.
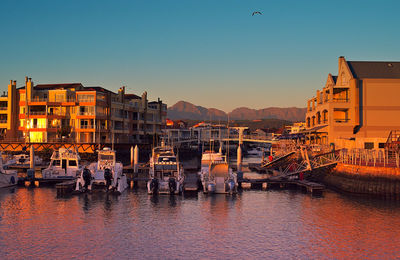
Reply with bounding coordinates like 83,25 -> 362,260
69,160 -> 77,166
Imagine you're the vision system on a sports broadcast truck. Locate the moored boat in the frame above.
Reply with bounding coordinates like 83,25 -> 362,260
42,148 -> 82,179
199,151 -> 237,194
75,147 -> 128,194
147,145 -> 184,195
0,152 -> 18,188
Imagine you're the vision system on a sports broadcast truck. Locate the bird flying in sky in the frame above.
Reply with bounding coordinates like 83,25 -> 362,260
252,11 -> 262,16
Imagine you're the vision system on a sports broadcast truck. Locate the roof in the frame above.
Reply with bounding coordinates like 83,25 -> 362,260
301,125 -> 328,133
347,61 -> 400,79
83,86 -> 115,94
124,93 -> 141,100
34,83 -> 83,90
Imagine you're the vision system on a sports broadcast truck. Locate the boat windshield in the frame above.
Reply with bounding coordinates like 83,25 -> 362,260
52,160 -> 60,166
158,157 -> 176,163
100,154 -> 114,161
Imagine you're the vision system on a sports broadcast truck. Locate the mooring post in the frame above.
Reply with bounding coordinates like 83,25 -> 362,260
30,145 -> 35,169
134,145 -> 139,173
130,146 -> 134,168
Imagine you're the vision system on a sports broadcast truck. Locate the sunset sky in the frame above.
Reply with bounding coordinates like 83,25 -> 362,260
1,0 -> 399,111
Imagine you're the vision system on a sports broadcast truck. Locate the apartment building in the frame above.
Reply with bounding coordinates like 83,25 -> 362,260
1,77 -> 166,144
305,56 -> 400,149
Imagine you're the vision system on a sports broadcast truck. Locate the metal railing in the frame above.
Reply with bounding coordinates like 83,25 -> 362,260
0,107 -> 7,110
333,98 -> 349,102
338,148 -> 400,168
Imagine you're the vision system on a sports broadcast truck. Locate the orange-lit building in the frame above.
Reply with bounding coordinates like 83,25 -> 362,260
2,77 -> 166,144
305,56 -> 400,149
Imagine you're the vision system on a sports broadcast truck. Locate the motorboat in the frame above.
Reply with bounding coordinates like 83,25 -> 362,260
199,151 -> 237,194
42,148 -> 82,179
147,144 -> 184,195
0,152 -> 18,188
75,148 -> 128,194
8,153 -> 43,166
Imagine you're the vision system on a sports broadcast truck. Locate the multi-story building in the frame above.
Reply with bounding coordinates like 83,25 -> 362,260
305,56 -> 400,149
1,77 -> 166,144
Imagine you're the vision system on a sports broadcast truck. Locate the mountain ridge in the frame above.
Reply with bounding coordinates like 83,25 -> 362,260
167,101 -> 306,122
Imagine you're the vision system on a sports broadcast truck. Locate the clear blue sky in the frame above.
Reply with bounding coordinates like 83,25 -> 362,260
1,0 -> 399,111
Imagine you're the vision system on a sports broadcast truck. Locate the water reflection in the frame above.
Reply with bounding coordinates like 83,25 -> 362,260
0,186 -> 400,258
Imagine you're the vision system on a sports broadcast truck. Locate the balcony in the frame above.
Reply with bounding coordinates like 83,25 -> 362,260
29,111 -> 46,115
0,120 -> 7,124
78,125 -> 95,129
0,107 -> 7,111
334,118 -> 350,123
333,98 -> 349,102
78,111 -> 95,116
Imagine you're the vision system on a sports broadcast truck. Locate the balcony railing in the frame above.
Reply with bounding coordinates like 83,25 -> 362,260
78,111 -> 95,116
78,99 -> 95,103
30,97 -> 48,102
0,107 -> 7,110
78,125 -> 95,129
334,118 -> 350,123
333,98 -> 349,102
0,120 -> 7,123
29,111 -> 46,115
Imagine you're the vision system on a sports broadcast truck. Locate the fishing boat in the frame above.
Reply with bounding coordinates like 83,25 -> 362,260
147,144 -> 184,195
42,148 -> 82,179
199,151 -> 237,194
0,152 -> 18,188
75,148 -> 128,194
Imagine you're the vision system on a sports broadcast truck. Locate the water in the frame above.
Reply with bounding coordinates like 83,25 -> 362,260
1,153 -> 400,259
1,187 -> 400,259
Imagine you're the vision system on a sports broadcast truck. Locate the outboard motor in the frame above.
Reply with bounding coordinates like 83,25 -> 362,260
227,179 -> 235,193
168,178 -> 177,194
83,168 -> 92,190
150,178 -> 159,194
104,168 -> 113,189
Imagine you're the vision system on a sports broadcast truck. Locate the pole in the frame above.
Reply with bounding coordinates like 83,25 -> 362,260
30,145 -> 35,169
134,145 -> 139,173
130,146 -> 134,168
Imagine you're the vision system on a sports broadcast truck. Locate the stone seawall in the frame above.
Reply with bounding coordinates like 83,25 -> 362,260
316,163 -> 400,200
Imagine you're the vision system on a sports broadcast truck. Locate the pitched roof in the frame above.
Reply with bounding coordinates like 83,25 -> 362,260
34,83 -> 83,90
347,61 -> 400,79
124,93 -> 141,100
83,86 -> 115,94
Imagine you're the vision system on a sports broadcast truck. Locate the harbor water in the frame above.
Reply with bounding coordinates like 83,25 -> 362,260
1,153 -> 400,259
1,187 -> 400,259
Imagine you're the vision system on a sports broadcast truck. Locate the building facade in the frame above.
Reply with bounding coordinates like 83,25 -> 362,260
305,56 -> 400,149
1,77 -> 166,144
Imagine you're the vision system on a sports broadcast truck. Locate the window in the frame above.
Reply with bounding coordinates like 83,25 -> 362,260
52,160 -> 60,166
379,143 -> 385,149
69,160 -> 77,166
364,142 -> 374,149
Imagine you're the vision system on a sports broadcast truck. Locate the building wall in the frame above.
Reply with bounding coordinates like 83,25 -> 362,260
305,57 -> 400,149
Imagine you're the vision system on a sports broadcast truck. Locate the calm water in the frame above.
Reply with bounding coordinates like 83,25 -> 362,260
1,187 -> 400,259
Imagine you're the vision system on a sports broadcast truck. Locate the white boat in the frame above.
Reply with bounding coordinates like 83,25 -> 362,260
42,148 -> 82,179
147,145 -> 184,195
199,151 -> 237,194
9,153 -> 43,166
75,148 -> 128,194
0,152 -> 18,188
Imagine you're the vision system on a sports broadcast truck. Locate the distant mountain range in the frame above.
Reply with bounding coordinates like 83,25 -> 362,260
167,101 -> 306,122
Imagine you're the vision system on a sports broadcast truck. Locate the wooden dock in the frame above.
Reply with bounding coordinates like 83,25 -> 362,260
239,177 -> 325,195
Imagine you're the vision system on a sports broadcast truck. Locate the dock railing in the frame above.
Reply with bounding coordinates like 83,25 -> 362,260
339,148 -> 400,168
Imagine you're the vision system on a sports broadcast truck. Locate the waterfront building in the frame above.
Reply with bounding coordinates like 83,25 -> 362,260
1,77 -> 166,144
305,56 -> 400,149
